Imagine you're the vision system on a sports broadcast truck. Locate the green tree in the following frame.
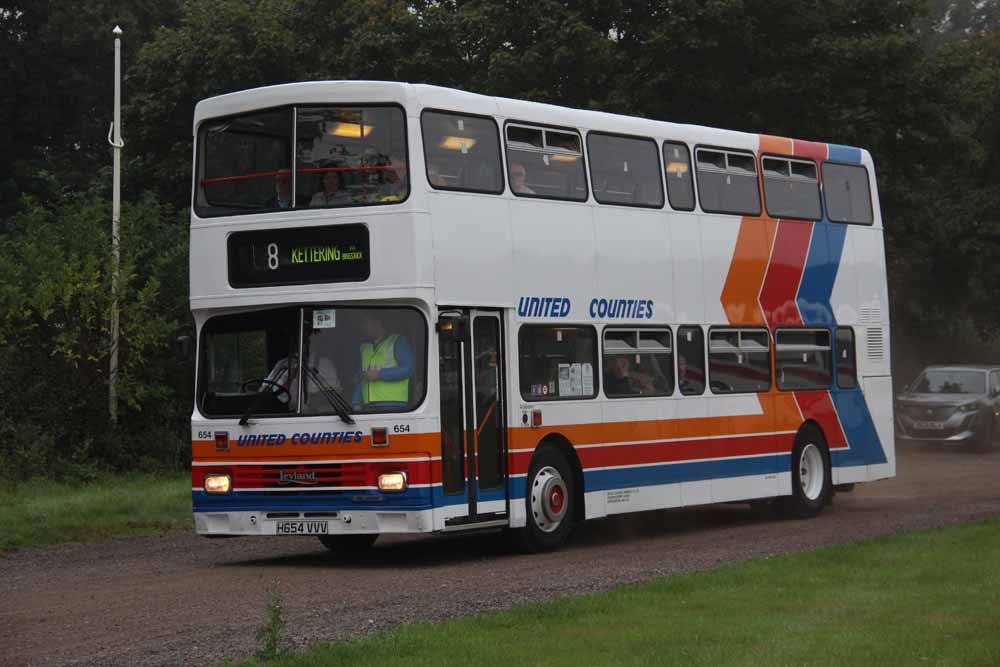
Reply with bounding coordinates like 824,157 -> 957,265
0,190 -> 189,477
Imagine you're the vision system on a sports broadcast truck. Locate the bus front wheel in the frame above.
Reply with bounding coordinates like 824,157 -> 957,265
780,425 -> 831,519
518,446 -> 576,552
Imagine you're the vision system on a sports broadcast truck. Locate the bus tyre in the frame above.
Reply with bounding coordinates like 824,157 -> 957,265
781,426 -> 831,519
318,534 -> 377,554
519,446 -> 576,553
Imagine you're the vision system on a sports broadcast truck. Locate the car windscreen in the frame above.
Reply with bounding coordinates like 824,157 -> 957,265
910,370 -> 986,395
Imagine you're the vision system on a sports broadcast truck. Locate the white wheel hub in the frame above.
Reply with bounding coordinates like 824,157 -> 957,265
530,465 -> 568,533
798,443 -> 824,501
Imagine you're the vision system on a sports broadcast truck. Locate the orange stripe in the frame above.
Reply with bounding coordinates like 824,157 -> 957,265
192,430 -> 442,460
508,394 -> 803,451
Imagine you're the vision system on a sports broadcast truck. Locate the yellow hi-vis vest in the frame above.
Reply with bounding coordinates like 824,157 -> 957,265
361,335 -> 409,404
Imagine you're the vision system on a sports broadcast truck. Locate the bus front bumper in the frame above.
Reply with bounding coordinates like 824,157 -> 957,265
195,509 -> 434,536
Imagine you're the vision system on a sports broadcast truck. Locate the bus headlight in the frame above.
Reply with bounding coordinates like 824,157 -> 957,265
204,474 -> 232,494
378,472 -> 407,493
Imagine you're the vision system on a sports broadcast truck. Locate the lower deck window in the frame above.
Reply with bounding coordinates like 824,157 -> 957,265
519,325 -> 597,400
708,329 -> 771,393
603,329 -> 673,397
775,329 -> 832,390
836,327 -> 858,389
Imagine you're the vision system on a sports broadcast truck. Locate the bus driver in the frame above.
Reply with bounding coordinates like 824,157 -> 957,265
353,313 -> 414,410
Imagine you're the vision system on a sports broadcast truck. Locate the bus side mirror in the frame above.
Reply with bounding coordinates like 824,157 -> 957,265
436,316 -> 469,343
174,334 -> 193,362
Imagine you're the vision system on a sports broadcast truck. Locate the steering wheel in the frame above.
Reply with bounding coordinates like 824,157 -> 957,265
241,378 -> 290,401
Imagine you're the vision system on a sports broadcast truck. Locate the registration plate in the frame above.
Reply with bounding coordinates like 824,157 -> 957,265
912,420 -> 946,430
275,520 -> 329,535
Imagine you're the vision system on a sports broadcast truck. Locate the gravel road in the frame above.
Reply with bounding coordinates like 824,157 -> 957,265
2,441 -> 998,667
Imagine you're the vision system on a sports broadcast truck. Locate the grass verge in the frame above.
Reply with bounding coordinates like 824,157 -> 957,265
0,474 -> 191,552
243,519 -> 1000,666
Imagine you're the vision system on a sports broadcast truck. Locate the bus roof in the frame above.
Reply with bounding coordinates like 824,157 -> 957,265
192,80 -> 870,163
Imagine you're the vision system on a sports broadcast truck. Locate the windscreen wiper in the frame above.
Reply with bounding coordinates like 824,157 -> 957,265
304,366 -> 356,425
239,389 -> 270,426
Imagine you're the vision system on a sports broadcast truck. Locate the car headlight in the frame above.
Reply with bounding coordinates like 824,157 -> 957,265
958,403 -> 979,413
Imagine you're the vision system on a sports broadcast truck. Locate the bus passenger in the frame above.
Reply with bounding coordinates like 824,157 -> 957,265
270,170 -> 292,209
310,170 -> 352,207
380,153 -> 408,200
353,313 -> 414,410
510,162 -> 535,195
262,353 -> 342,406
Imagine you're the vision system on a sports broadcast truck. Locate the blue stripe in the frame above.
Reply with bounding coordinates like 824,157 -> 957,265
797,223 -> 846,326
193,488 -> 432,512
827,144 -> 862,164
830,389 -> 888,466
583,455 -> 790,491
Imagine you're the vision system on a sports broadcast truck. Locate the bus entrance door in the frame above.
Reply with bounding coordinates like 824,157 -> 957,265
438,310 -> 508,527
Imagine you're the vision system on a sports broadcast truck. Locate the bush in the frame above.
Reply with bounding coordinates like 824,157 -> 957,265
0,191 -> 191,480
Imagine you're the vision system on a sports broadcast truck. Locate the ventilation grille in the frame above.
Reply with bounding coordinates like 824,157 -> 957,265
866,327 -> 884,361
859,305 -> 882,324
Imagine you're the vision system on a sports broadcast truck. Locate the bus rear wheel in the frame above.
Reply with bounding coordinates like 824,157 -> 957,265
780,426 -> 831,519
318,534 -> 377,554
518,446 -> 576,552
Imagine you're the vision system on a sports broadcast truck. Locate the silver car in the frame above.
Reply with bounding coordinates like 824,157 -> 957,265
895,365 -> 1000,451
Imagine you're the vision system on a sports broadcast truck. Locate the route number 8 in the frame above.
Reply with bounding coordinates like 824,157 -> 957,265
267,243 -> 279,270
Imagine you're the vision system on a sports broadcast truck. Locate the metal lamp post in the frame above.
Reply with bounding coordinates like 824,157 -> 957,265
109,25 -> 124,426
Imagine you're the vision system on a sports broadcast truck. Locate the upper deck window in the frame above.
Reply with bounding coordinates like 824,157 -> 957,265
505,123 -> 587,201
588,133 -> 664,208
822,162 -> 873,224
194,105 -> 408,218
663,141 -> 696,211
761,156 -> 822,220
296,106 -> 408,208
420,110 -> 504,194
695,148 -> 761,216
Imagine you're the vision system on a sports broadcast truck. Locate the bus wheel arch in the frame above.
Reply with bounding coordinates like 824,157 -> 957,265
517,434 -> 583,552
781,421 -> 832,519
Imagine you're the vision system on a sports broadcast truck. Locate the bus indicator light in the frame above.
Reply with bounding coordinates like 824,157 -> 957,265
214,431 -> 229,451
371,427 -> 389,447
532,409 -> 543,428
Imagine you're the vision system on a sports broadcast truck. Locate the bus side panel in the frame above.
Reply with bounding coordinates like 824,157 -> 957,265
863,376 -> 896,480
430,193 -> 513,307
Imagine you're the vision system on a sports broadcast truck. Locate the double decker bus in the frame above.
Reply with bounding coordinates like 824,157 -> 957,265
190,81 -> 894,552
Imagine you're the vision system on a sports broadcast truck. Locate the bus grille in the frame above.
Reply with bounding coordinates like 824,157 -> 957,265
232,463 -> 368,490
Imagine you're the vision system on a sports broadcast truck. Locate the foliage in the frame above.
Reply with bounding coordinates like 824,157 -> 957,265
0,191 -> 190,477
255,582 -> 289,662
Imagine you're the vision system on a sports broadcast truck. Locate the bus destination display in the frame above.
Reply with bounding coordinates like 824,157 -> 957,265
227,224 -> 370,287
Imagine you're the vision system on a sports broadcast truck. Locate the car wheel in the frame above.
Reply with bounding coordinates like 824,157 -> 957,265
518,446 -> 576,552
318,534 -> 378,554
780,425 -> 832,519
